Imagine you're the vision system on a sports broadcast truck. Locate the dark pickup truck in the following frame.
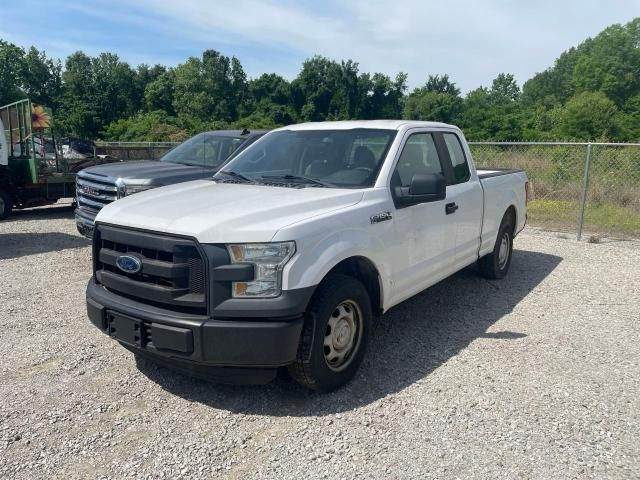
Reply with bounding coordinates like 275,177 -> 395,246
75,129 -> 267,237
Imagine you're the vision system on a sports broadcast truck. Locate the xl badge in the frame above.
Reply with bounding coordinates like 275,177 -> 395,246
116,255 -> 142,274
370,211 -> 392,224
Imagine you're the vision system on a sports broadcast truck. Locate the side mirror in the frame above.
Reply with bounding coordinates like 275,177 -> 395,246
395,173 -> 446,206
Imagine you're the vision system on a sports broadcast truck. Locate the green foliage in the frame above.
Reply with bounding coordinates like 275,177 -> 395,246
292,56 -> 357,121
619,94 -> 640,141
245,73 -> 297,126
403,91 -> 463,123
172,50 -> 247,123
554,91 -> 621,141
145,70 -> 176,114
0,40 -> 26,105
402,75 -> 463,123
357,72 -> 407,119
422,74 -> 460,96
0,17 -> 638,141
55,51 -> 141,138
523,18 -> 640,107
458,83 -> 524,140
22,47 -> 62,107
101,111 -> 189,142
290,57 -> 406,121
490,73 -> 520,103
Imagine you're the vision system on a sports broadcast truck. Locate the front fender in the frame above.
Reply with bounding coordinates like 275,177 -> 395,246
281,227 -> 390,306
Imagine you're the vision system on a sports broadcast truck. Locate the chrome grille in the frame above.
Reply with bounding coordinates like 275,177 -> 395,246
76,172 -> 121,214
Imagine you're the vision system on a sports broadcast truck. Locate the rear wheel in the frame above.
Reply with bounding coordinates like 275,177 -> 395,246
288,274 -> 371,391
0,190 -> 12,220
479,214 -> 514,279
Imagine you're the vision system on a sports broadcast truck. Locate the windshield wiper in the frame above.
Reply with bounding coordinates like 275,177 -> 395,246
261,174 -> 333,187
215,170 -> 256,184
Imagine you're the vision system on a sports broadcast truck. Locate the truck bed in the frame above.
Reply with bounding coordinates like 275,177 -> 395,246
477,168 -> 524,179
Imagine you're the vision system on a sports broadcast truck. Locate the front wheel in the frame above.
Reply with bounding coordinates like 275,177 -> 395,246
0,189 -> 12,220
479,216 -> 514,279
288,274 -> 372,391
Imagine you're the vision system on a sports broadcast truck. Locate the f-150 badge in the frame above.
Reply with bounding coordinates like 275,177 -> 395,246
370,211 -> 392,224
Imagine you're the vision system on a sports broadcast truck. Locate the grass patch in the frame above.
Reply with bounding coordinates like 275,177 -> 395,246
528,199 -> 640,237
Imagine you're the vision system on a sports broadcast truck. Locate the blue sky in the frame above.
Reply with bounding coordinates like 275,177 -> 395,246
1,0 -> 638,92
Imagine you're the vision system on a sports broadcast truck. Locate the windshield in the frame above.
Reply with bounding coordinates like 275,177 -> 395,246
161,132 -> 244,168
215,129 -> 396,188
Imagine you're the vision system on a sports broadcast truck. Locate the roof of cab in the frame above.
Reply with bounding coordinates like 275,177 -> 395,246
204,129 -> 270,137
276,120 -> 456,131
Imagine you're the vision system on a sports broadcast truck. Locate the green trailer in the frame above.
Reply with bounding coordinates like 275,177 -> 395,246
0,99 -> 76,220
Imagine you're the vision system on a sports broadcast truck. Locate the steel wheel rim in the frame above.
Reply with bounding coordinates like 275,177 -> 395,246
498,232 -> 510,269
323,299 -> 363,372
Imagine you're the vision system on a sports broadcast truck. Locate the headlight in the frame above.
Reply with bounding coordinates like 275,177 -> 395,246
226,242 -> 295,298
125,184 -> 155,195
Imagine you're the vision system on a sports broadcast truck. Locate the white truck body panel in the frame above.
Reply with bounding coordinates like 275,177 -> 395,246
477,170 -> 528,257
97,120 -> 527,313
96,180 -> 364,243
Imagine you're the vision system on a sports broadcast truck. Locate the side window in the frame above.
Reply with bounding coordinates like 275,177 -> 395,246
394,133 -> 443,187
443,133 -> 470,183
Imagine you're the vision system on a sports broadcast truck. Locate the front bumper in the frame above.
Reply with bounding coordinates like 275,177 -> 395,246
86,280 -> 304,373
75,207 -> 96,238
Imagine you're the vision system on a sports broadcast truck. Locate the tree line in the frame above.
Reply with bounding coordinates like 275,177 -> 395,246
1,17 -> 638,142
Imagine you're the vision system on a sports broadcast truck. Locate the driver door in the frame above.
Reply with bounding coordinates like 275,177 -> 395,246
388,131 -> 457,305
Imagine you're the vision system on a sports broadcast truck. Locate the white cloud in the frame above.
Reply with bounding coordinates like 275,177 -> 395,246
12,0 -> 640,91
118,0 -> 639,91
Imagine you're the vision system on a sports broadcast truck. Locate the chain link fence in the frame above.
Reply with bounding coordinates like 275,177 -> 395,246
469,142 -> 640,239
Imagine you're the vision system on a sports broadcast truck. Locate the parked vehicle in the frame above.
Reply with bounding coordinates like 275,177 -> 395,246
85,121 -> 528,391
0,99 -> 108,220
75,129 -> 267,237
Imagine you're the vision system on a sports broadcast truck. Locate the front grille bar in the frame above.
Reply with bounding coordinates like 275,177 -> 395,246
76,172 -> 124,213
94,225 -> 207,314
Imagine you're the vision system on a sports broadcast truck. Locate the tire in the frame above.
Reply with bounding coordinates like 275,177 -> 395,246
479,214 -> 514,280
0,189 -> 12,220
288,274 -> 372,391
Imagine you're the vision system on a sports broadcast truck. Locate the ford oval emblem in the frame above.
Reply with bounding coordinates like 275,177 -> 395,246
116,255 -> 142,274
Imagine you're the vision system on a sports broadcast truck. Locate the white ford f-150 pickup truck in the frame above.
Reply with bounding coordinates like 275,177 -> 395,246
86,120 -> 528,391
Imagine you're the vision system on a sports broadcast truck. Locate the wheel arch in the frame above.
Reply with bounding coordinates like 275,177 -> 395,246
504,204 -> 517,235
317,255 -> 384,317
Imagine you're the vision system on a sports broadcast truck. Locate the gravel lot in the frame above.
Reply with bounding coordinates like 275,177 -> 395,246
1,204 -> 639,479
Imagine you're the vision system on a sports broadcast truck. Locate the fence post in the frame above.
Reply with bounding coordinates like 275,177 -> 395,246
577,143 -> 593,240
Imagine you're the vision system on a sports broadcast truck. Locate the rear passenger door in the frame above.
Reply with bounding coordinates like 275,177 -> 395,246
436,131 -> 484,271
388,130 -> 457,304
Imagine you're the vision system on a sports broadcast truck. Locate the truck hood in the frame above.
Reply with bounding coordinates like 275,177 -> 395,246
80,160 -> 214,184
96,180 -> 364,243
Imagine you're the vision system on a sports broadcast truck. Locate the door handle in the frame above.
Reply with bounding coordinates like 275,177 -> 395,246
445,202 -> 459,215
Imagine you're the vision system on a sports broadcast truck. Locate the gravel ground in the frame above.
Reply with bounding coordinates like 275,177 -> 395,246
1,204 -> 639,480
